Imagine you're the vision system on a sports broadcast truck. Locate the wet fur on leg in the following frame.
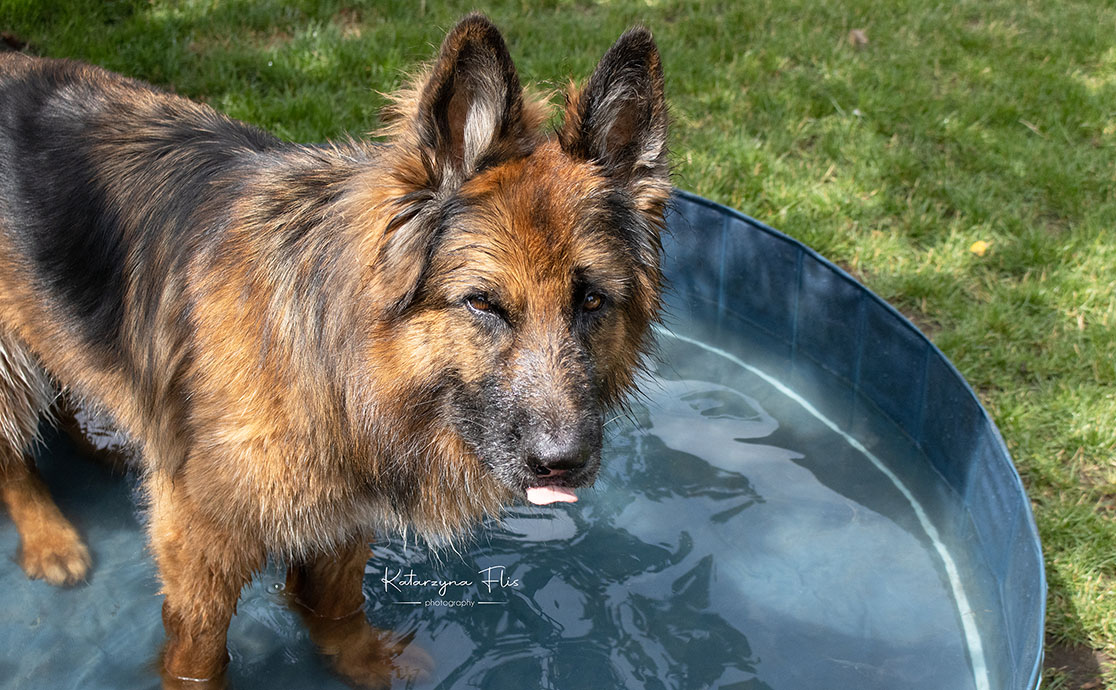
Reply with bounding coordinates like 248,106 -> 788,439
287,540 -> 433,686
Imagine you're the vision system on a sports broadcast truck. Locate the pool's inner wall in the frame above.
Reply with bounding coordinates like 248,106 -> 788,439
662,191 -> 1045,690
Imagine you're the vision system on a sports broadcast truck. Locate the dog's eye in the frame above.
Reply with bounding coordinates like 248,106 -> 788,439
582,293 -> 605,313
466,295 -> 494,314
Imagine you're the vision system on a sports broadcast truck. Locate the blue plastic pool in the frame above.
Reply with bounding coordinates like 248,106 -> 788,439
0,191 -> 1045,689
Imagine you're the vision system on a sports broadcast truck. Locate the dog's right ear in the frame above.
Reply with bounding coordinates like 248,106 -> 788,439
367,15 -> 543,317
411,13 -> 540,185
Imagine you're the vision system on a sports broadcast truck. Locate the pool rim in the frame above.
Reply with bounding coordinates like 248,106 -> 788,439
667,188 -> 1047,690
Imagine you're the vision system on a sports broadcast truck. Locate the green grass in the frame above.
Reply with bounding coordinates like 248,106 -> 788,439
3,0 -> 1116,685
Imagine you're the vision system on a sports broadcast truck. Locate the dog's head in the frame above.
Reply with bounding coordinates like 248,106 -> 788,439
356,14 -> 668,507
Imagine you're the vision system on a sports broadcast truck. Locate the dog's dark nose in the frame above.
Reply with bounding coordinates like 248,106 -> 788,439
527,432 -> 588,475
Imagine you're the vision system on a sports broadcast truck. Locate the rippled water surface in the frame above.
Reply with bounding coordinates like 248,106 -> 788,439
0,330 -> 988,689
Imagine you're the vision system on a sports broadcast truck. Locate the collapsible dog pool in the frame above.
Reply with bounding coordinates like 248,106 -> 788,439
0,191 -> 1044,689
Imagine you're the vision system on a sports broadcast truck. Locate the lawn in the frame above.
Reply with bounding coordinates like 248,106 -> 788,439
3,0 -> 1115,687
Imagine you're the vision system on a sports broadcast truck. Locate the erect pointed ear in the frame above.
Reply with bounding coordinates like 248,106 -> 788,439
366,15 -> 544,318
413,13 -> 538,184
559,27 -> 670,212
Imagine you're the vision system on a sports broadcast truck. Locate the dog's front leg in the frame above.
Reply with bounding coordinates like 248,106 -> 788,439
148,478 -> 264,689
286,538 -> 430,688
286,536 -> 372,622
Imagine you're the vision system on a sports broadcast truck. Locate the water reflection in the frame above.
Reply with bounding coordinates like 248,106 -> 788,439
364,379 -> 775,689
358,371 -> 974,690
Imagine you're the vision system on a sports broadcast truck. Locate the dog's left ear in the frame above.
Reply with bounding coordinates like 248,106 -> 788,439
559,27 -> 670,215
415,13 -> 538,183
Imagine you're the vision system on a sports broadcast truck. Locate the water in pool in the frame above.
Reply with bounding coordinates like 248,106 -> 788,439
0,328 -> 989,689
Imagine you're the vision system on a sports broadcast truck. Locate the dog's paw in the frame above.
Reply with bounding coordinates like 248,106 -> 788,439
305,612 -> 433,688
19,523 -> 91,586
329,636 -> 433,688
392,643 -> 435,684
322,627 -> 399,688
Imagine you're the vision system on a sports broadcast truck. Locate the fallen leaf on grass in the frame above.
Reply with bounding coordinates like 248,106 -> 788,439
848,29 -> 869,48
969,240 -> 991,256
1019,119 -> 1046,138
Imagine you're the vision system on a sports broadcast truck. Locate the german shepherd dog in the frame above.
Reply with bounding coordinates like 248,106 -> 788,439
0,14 -> 668,688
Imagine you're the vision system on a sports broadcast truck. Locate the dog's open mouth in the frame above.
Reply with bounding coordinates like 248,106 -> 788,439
524,463 -> 585,505
525,485 -> 579,505
522,484 -> 575,504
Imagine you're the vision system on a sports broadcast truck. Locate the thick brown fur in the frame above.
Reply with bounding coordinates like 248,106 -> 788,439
0,14 -> 669,688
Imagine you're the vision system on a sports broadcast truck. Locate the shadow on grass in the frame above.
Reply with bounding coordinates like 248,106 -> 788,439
1043,566 -> 1112,688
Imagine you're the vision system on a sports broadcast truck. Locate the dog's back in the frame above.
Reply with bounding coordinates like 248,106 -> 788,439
0,53 -> 269,370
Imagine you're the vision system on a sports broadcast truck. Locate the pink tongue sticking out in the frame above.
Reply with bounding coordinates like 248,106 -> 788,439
526,486 -> 579,505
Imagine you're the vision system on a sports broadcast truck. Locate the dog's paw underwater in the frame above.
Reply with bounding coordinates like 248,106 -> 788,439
0,12 -> 668,687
